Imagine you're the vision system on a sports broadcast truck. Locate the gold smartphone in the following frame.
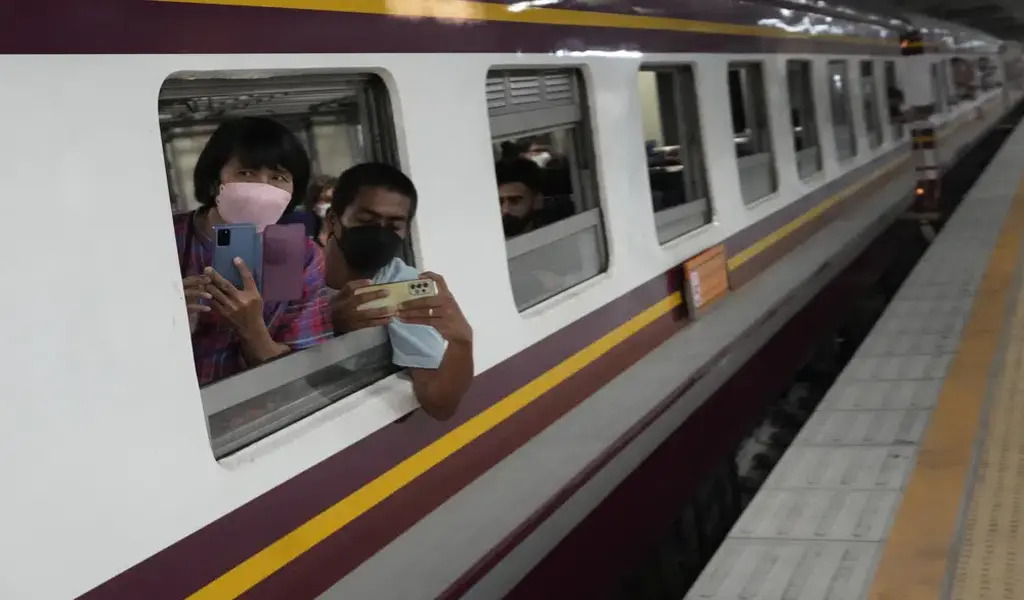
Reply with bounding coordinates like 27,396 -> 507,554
354,279 -> 439,311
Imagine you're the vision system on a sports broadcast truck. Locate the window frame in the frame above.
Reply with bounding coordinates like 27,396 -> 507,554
485,66 -> 609,312
860,60 -> 884,150
785,59 -> 823,180
931,61 -> 948,114
827,59 -> 858,162
158,70 -> 403,458
727,60 -> 779,205
884,60 -> 906,141
638,63 -> 712,243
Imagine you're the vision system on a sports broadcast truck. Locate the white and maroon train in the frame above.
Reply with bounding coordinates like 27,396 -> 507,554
0,1 -> 1021,599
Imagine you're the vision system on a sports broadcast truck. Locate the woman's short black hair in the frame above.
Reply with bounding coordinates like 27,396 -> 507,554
495,158 -> 542,194
331,163 -> 418,220
192,116 -> 311,211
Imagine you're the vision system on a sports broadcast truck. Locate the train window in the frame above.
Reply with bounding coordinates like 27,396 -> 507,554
638,65 -> 711,243
979,57 -> 998,91
486,68 -> 607,311
884,61 -> 906,140
931,62 -> 948,114
860,61 -> 883,149
786,60 -> 822,179
945,59 -> 960,106
827,60 -> 858,161
950,57 -> 977,101
159,71 -> 401,458
727,62 -> 778,203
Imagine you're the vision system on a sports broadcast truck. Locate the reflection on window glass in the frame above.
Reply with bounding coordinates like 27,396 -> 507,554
786,60 -> 822,179
158,72 -> 400,457
828,60 -> 858,161
727,62 -> 778,203
638,65 -> 711,243
884,61 -> 905,140
486,68 -> 607,311
860,61 -> 883,149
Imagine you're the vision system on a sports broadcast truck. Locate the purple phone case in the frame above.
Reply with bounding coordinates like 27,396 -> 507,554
262,223 -> 306,302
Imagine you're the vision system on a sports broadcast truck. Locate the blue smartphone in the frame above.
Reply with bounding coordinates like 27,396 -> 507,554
212,224 -> 262,290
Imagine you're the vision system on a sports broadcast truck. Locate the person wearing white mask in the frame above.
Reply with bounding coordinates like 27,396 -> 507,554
520,138 -> 556,168
174,116 -> 333,386
304,174 -> 338,248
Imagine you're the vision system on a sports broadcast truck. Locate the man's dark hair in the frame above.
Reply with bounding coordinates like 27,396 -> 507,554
495,158 -> 542,194
331,162 -> 418,219
193,116 -> 311,212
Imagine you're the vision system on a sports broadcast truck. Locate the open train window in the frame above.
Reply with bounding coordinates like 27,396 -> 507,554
827,60 -> 858,161
486,68 -> 608,311
860,61 -> 883,150
884,61 -> 906,141
159,71 -> 401,458
786,60 -> 822,180
727,62 -> 778,204
638,65 -> 711,243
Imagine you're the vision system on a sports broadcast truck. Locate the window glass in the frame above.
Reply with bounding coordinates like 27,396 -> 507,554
931,62 -> 948,114
860,61 -> 883,149
638,65 -> 711,243
786,60 -> 822,179
979,56 -> 999,91
884,61 -> 906,140
827,60 -> 858,161
487,68 -> 607,311
159,72 -> 399,457
945,59 -> 960,106
727,62 -> 778,203
951,57 -> 977,101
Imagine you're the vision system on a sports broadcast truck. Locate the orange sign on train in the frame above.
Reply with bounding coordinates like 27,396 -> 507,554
682,244 -> 729,314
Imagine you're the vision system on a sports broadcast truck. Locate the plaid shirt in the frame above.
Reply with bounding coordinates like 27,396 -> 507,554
175,212 -> 332,386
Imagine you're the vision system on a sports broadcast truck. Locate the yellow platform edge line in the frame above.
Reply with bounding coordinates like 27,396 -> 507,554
867,172 -> 1024,600
948,234 -> 1024,597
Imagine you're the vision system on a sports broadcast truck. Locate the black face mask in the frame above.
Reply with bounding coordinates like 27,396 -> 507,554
336,225 -> 403,275
502,214 -> 528,237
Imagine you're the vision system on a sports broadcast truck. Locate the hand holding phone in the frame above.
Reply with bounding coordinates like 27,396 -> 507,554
354,279 -> 439,311
327,278 -> 438,334
212,224 -> 262,290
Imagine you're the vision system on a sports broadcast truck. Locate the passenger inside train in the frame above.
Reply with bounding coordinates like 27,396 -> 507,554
496,157 -> 544,237
176,116 -> 332,386
305,174 -> 337,247
321,163 -> 473,419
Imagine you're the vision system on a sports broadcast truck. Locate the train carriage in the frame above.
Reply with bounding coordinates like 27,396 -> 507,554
1,1 -> 1022,598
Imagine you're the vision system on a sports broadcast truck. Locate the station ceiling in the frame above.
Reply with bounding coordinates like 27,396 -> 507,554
849,0 -> 1024,40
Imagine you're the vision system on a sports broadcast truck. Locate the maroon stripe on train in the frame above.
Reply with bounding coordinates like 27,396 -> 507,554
75,156 -> 896,599
0,0 -> 899,55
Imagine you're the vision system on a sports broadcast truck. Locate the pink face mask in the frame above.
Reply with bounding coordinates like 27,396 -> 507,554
216,182 -> 291,232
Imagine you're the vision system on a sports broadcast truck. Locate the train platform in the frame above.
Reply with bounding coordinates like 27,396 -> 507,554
685,120 -> 1024,600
